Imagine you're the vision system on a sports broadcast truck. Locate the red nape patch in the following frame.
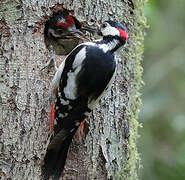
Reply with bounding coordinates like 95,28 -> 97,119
56,15 -> 74,29
66,15 -> 74,24
56,22 -> 70,29
50,104 -> 55,135
117,28 -> 128,40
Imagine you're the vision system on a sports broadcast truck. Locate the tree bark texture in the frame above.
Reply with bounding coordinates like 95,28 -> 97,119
0,0 -> 145,179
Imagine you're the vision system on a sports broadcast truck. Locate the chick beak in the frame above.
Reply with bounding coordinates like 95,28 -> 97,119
81,25 -> 98,33
68,25 -> 98,40
68,29 -> 86,39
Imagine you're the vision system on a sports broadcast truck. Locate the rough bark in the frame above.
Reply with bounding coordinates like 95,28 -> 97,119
0,0 -> 145,179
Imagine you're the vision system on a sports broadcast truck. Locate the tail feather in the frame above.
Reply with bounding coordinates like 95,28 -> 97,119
42,128 -> 77,180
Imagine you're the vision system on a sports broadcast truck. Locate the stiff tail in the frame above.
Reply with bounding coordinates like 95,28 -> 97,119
42,128 -> 77,180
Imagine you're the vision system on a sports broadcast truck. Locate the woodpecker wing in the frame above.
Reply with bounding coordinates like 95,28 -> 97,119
59,43 -> 116,105
53,43 -> 116,133
43,43 -> 116,180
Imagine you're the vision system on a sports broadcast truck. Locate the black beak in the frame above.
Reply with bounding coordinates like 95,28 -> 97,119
68,24 -> 98,40
80,25 -> 98,33
67,28 -> 85,40
69,25 -> 98,40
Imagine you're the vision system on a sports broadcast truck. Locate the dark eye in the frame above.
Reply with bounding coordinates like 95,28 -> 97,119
102,23 -> 107,28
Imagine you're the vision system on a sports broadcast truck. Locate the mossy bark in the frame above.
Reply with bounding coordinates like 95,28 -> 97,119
0,0 -> 146,179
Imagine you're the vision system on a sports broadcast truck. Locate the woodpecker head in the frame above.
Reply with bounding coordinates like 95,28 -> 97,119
56,11 -> 83,38
98,21 -> 128,44
45,10 -> 84,40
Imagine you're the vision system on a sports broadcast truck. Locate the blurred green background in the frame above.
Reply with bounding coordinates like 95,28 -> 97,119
139,0 -> 185,179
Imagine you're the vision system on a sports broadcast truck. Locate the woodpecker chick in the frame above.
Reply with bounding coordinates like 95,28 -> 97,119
44,10 -> 84,55
43,10 -> 96,70
42,20 -> 128,180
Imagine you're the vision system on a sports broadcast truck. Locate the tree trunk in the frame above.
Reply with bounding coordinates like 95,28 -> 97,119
0,0 -> 145,179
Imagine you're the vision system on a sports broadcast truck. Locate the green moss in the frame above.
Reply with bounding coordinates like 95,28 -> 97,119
126,0 -> 147,179
114,0 -> 147,179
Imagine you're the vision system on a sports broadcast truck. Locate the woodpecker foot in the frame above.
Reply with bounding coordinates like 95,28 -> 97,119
41,56 -> 58,71
50,104 -> 55,135
41,45 -> 58,71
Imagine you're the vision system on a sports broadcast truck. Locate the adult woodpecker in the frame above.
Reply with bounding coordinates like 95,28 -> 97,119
42,20 -> 128,180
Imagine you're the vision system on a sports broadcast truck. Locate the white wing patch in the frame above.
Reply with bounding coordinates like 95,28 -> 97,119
63,47 -> 86,100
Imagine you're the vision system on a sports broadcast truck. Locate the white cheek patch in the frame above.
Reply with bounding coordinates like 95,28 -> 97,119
48,28 -> 62,38
102,26 -> 120,37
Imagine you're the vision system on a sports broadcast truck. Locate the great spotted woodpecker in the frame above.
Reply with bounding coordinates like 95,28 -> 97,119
42,21 -> 128,180
44,10 -> 83,56
43,10 -> 96,70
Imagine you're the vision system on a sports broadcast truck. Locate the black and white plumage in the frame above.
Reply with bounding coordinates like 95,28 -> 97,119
44,10 -> 83,56
43,10 -> 96,71
42,20 -> 128,180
